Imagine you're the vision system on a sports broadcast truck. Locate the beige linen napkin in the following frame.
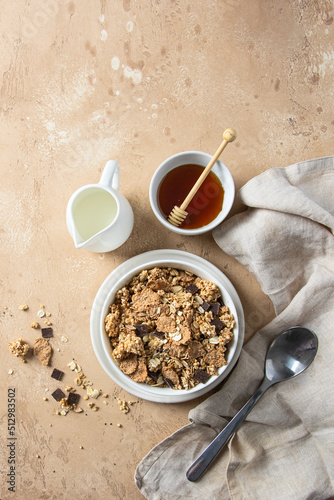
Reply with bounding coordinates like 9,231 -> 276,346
135,156 -> 334,500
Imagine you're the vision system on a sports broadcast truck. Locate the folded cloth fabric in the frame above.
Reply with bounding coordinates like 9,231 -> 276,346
135,156 -> 334,500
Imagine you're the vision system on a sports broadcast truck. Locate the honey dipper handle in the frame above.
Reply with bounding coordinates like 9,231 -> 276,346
179,128 -> 237,211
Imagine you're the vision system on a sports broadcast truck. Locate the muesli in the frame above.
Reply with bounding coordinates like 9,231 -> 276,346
105,267 -> 235,390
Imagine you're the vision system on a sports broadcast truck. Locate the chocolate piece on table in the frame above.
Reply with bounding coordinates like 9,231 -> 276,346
41,327 -> 53,338
185,284 -> 199,295
135,323 -> 148,337
67,392 -> 80,406
210,318 -> 225,333
51,368 -> 64,381
152,330 -> 165,339
209,303 -> 220,316
194,369 -> 210,384
51,388 -> 65,402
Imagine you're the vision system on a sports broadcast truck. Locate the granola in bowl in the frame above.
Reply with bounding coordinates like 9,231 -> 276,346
104,266 -> 235,390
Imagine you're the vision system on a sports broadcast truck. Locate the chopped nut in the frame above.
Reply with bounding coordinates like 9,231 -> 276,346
87,386 -> 100,399
74,407 -> 84,413
92,406 -> 99,412
84,395 -> 89,400
68,361 -> 77,370
8,369 -> 13,375
19,305 -> 29,311
61,336 -> 68,343
31,322 -> 39,329
46,312 -> 51,317
44,320 -> 52,326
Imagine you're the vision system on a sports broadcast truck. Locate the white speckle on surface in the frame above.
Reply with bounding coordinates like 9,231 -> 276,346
137,97 -> 143,104
126,104 -> 131,109
152,113 -> 157,119
124,66 -> 142,85
126,21 -> 134,32
115,90 -> 120,96
100,30 -> 108,41
111,56 -> 120,70
151,104 -> 158,110
46,121 -> 55,131
99,14 -> 105,23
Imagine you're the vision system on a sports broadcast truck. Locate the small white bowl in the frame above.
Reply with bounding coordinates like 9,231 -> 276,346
91,250 -> 244,403
149,151 -> 235,235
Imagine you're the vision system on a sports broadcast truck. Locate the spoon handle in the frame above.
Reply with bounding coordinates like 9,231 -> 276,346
186,377 -> 272,482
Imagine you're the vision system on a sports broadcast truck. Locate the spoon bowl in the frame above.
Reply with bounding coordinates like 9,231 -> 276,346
265,326 -> 318,383
186,326 -> 318,482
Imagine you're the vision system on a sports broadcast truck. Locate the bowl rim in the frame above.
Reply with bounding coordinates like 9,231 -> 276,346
149,151 -> 235,235
90,249 -> 244,403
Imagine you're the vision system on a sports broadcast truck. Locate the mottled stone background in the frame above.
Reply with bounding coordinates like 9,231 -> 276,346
1,1 -> 333,499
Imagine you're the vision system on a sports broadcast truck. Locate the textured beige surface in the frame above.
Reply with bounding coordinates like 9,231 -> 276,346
1,1 -> 333,499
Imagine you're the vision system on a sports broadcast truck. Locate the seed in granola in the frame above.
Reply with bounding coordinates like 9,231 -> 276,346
19,304 -> 29,311
31,322 -> 39,329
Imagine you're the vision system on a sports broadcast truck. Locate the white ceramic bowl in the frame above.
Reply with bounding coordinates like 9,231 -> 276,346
149,151 -> 235,235
91,250 -> 244,403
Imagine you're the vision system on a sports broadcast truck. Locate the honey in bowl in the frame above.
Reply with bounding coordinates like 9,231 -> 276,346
158,164 -> 224,229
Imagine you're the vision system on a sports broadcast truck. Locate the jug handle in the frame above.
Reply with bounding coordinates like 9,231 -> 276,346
99,160 -> 120,191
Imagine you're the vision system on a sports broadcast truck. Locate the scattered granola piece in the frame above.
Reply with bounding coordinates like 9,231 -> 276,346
68,361 -> 77,370
87,387 -> 100,399
74,407 -> 83,413
92,406 -> 99,412
43,397 -> 48,401
31,322 -> 39,329
102,393 -> 109,398
61,336 -> 68,343
117,423 -> 122,428
44,320 -> 52,326
37,309 -> 45,318
33,338 -> 52,366
8,369 -> 13,375
19,304 -> 29,311
46,312 -> 51,317
8,338 -> 30,358
80,445 -> 84,449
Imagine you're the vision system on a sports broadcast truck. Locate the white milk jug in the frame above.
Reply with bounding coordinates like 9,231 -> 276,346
66,160 -> 134,252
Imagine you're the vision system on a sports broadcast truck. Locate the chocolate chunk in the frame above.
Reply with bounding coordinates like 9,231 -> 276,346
51,368 -> 64,381
194,369 -> 210,384
201,301 -> 210,311
185,283 -> 199,295
163,377 -> 174,388
41,327 -> 53,338
152,330 -> 165,339
67,392 -> 80,406
135,324 -> 148,337
148,370 -> 160,382
209,303 -> 220,316
211,318 -> 224,333
51,388 -> 65,402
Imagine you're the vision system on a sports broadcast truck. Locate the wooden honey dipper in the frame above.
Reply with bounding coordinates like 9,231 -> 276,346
167,128 -> 237,227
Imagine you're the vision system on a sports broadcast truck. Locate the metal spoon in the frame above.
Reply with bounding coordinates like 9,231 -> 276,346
186,326 -> 318,482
